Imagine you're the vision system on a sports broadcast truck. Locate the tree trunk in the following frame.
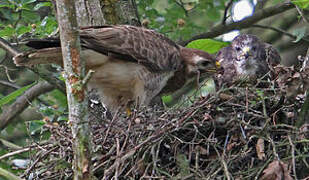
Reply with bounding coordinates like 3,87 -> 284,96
57,0 -> 139,179
55,0 -> 93,179
101,0 -> 140,25
75,0 -> 105,26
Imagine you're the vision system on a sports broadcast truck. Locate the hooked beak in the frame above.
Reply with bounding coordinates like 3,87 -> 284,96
203,61 -> 221,74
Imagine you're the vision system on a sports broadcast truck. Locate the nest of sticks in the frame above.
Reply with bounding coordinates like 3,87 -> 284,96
16,58 -> 309,179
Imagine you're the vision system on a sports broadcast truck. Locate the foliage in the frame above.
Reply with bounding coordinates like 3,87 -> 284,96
0,82 -> 35,108
292,27 -> 307,43
0,0 -> 56,40
292,0 -> 309,9
136,0 -> 227,41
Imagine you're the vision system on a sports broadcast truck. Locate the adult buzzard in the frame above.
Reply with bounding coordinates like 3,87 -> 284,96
14,25 -> 218,113
216,34 -> 281,87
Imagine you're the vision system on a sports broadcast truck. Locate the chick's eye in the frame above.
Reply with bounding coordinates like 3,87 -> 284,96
252,46 -> 256,51
235,47 -> 241,51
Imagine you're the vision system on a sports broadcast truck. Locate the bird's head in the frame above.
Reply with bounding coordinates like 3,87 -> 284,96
232,34 -> 261,62
180,48 -> 219,78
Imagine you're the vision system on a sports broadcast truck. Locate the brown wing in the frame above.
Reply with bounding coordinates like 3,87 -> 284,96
79,25 -> 183,72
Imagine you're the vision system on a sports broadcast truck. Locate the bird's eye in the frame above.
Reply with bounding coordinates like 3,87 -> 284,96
252,46 -> 256,51
200,61 -> 210,67
235,47 -> 241,51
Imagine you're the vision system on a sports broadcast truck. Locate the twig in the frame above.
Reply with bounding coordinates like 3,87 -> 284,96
0,138 -> 22,150
295,5 -> 309,24
23,146 -> 59,177
267,135 -> 279,160
0,65 -> 16,82
181,2 -> 294,45
30,67 -> 66,93
174,0 -> 188,17
222,0 -> 233,25
0,80 -> 20,89
0,81 -> 55,130
0,37 -> 20,56
82,69 -> 95,86
288,135 -> 297,180
101,109 -> 197,177
0,142 -> 51,161
251,24 -> 309,43
0,149 -> 31,161
213,145 -> 231,180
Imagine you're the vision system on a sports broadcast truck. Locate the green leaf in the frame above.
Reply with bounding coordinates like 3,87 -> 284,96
49,89 -> 67,108
16,25 -> 31,36
34,2 -> 52,10
186,39 -> 230,54
292,27 -> 307,43
206,7 -> 221,21
21,10 -> 40,23
0,26 -> 15,37
0,82 -> 35,107
35,16 -> 58,36
0,8 -> 21,22
22,0 -> 37,5
0,2 -> 14,9
162,95 -> 173,104
28,120 -> 45,135
292,0 -> 309,9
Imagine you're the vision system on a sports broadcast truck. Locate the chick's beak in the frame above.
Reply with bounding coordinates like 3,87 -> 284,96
216,61 -> 221,69
242,46 -> 251,59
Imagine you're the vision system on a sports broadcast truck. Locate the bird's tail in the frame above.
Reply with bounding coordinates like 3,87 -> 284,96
13,47 -> 63,67
25,38 -> 61,49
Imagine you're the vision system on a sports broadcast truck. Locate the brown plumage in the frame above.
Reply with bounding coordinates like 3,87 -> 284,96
215,34 -> 281,87
14,25 -> 217,112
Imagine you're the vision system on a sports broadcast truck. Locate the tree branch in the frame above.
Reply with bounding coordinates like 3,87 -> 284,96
0,81 -> 54,130
0,37 -> 20,56
0,167 -> 22,180
181,2 -> 294,46
0,80 -> 20,89
222,0 -> 233,25
251,24 -> 309,43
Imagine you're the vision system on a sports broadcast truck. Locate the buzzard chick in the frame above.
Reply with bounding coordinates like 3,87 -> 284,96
216,34 -> 281,87
14,25 -> 218,113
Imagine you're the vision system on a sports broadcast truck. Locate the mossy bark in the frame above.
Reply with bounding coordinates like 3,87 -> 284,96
101,0 -> 140,25
55,0 -> 93,179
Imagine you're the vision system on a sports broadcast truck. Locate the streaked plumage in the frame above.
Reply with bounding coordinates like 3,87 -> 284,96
215,34 -> 281,87
14,25 -> 217,112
